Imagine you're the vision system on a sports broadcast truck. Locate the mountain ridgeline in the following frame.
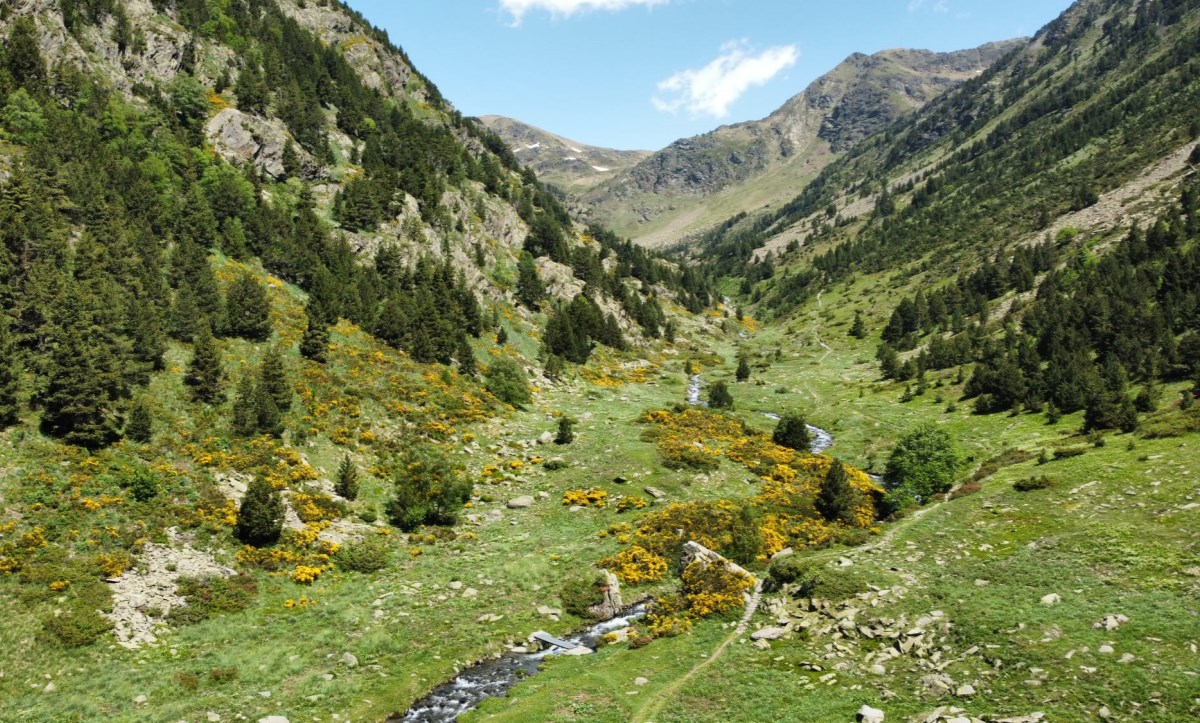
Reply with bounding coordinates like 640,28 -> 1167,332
569,41 -> 1022,246
700,0 -> 1200,432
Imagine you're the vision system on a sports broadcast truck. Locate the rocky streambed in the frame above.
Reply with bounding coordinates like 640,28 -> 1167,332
687,374 -> 835,455
394,602 -> 649,722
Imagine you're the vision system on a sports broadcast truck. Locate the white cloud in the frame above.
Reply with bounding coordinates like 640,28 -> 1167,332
499,0 -> 667,23
908,0 -> 950,13
653,41 -> 798,118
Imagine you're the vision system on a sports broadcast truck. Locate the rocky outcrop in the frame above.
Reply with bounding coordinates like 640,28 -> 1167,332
205,108 -> 324,181
104,530 -> 236,649
681,540 -> 753,579
587,570 -> 623,620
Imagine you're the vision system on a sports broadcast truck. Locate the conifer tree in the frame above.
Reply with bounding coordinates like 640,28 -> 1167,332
225,272 -> 272,342
496,326 -> 508,346
236,476 -> 284,546
456,334 -> 476,378
850,311 -> 867,339
708,380 -> 734,410
38,291 -> 124,449
516,251 -> 544,308
168,283 -> 201,342
736,355 -> 751,382
258,345 -> 291,413
5,18 -> 46,92
0,315 -> 20,429
772,411 -> 811,452
125,397 -> 152,443
544,353 -> 565,381
816,459 -> 856,524
335,454 -> 359,501
185,320 -> 224,404
231,370 -> 259,438
235,64 -> 268,115
254,381 -> 283,438
555,415 -> 575,445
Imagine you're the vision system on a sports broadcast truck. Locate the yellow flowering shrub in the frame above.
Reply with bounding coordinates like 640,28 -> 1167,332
616,496 -> 649,513
681,561 -> 754,618
598,545 -> 667,584
563,488 -> 608,507
290,565 -> 324,585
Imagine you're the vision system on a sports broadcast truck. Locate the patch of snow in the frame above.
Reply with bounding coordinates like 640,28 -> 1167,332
591,165 -> 611,172
564,156 -> 578,161
524,142 -> 541,150
568,146 -> 582,153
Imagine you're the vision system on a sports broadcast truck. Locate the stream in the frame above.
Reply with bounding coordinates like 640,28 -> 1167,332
397,373 -> 851,720
394,602 -> 649,722
687,375 -> 835,455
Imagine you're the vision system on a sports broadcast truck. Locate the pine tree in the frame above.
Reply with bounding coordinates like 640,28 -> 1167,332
708,380 -> 734,410
772,411 -> 812,452
850,311 -> 867,339
231,371 -> 259,438
335,454 -> 359,501
816,459 -> 856,524
456,334 -> 476,378
496,326 -> 509,346
235,64 -> 268,114
555,416 -> 575,445
0,315 -> 20,429
185,320 -> 224,404
168,283 -> 201,342
259,345 -> 291,413
299,303 -> 330,363
236,476 -> 284,546
544,353 -> 565,381
225,272 -> 272,342
254,382 -> 283,438
516,251 -> 544,308
736,355 -> 751,382
125,397 -> 152,443
5,18 -> 46,92
38,292 -> 124,450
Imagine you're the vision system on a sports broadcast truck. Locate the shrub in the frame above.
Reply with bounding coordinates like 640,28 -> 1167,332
599,545 -> 667,584
766,557 -> 867,600
949,481 -> 983,500
681,561 -> 754,617
1053,447 -> 1086,460
42,607 -> 114,647
335,536 -> 391,573
884,422 -> 964,501
1014,475 -> 1053,492
485,357 -> 531,407
127,464 -> 160,503
559,571 -> 607,618
543,457 -> 569,471
555,416 -> 575,445
385,444 -> 472,531
168,575 -> 258,625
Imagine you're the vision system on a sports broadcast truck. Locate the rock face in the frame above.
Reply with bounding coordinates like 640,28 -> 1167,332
681,540 -> 753,579
205,108 -> 324,181
587,570 -> 623,620
104,530 -> 237,648
577,40 -> 1024,245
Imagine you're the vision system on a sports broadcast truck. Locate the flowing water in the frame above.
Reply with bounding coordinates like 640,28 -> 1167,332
688,375 -> 835,454
394,603 -> 649,722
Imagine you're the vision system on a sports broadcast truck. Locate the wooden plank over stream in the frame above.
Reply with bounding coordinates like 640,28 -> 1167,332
532,631 -> 579,650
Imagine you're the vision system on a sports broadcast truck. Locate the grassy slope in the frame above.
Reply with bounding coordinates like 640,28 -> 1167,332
465,279 -> 1200,722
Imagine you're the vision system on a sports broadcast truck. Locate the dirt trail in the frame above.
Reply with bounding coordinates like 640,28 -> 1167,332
631,580 -> 764,723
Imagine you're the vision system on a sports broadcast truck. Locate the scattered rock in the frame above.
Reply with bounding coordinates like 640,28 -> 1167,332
341,652 -> 358,668
751,626 -> 789,641
752,639 -> 772,650
561,647 -> 593,656
770,547 -> 794,561
536,605 -> 562,618
634,676 -> 648,686
919,673 -> 956,696
1094,614 -> 1129,631
1098,644 -> 1114,654
507,496 -> 535,509
448,581 -> 463,591
955,684 -> 975,697
1040,593 -> 1062,606
258,717 -> 290,723
857,704 -> 885,723
588,571 -> 623,620
134,694 -> 147,704
538,431 -> 554,445
644,486 -> 667,500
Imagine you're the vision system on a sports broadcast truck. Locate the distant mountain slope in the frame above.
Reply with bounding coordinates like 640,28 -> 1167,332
579,40 -> 1023,246
480,115 -> 651,191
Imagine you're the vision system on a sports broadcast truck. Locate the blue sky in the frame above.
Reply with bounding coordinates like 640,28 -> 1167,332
349,0 -> 1075,150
